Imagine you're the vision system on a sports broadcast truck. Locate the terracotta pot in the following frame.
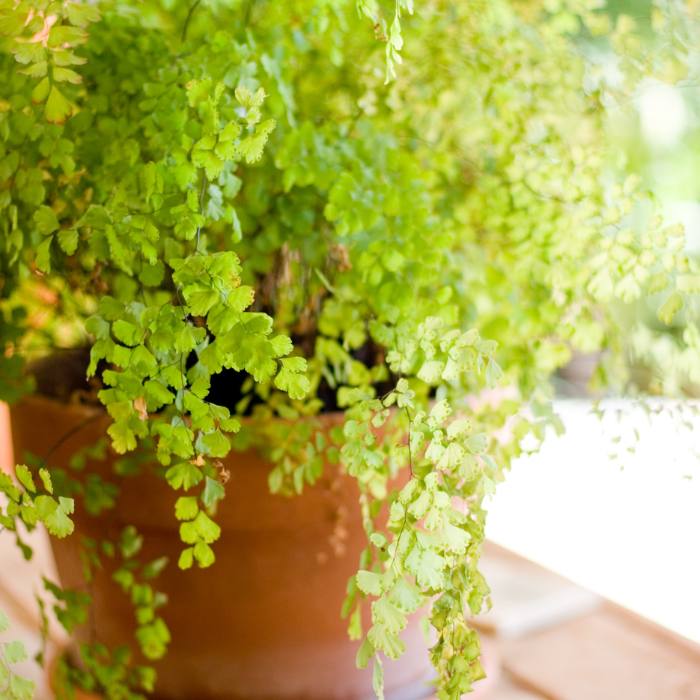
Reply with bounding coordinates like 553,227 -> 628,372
0,401 -> 14,475
10,395 -> 437,700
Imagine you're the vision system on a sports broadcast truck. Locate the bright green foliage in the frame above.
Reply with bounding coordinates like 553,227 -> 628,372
0,607 -> 36,700
1,1 -> 700,699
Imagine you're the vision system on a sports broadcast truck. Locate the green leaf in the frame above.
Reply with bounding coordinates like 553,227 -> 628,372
9,674 -> 35,700
175,497 -> 199,521
372,595 -> 407,634
388,576 -> 423,613
142,556 -> 168,579
0,608 -> 9,633
356,570 -> 384,596
186,77 -> 213,106
440,523 -> 470,554
112,319 -> 141,347
367,623 -> 405,660
657,290 -> 683,325
201,477 -> 225,508
356,637 -> 375,669
45,85 -> 73,124
408,547 -> 445,589
373,657 -> 385,700
235,86 -> 267,109
66,2 -> 101,26
485,358 -> 504,389
676,275 -> 700,294
19,60 -> 47,78
193,511 -> 221,544
4,640 -> 27,664
34,206 -> 59,235
31,77 -> 50,104
274,369 -> 310,400
165,463 -> 203,491
53,67 -> 82,84
482,474 -> 496,499
187,290 -> 219,317
193,540 -> 215,567
436,442 -> 466,471
108,421 -> 137,454
202,430 -> 230,458
178,547 -> 194,570
446,418 -> 472,439
417,360 -> 444,383
57,228 -> 79,255
647,272 -> 668,295
14,466 -> 35,493
36,236 -> 53,272
238,119 -> 276,164
12,41 -> 45,65
464,433 -> 488,454
475,340 -> 498,355
45,503 -> 74,538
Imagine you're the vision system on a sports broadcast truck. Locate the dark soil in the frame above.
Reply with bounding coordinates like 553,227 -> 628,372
24,345 -> 392,415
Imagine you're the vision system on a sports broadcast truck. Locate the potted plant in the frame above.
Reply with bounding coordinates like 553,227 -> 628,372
1,2 -> 698,700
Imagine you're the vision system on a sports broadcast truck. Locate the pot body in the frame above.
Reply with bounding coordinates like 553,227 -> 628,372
10,396 -> 435,700
1,401 -> 13,475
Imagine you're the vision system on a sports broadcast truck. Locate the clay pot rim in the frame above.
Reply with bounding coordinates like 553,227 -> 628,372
13,392 -> 348,431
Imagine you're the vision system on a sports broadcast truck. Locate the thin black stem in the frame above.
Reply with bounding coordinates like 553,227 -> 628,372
40,414 -> 103,467
181,0 -> 203,43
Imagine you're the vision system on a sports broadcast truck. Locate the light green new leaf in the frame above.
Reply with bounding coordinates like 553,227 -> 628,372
657,290 -> 683,325
482,474 -> 496,499
356,637 -> 375,669
417,360 -> 444,383
440,522 -> 470,554
356,570 -> 384,596
4,640 -> 28,664
436,442 -> 466,471
464,432 -> 488,454
446,418 -> 472,439
9,674 -> 35,700
367,624 -> 405,660
485,358 -> 504,389
372,595 -> 407,634
409,547 -> 445,589
0,608 -> 9,633
373,657 -> 385,700
388,576 -> 423,613
676,275 -> 700,294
